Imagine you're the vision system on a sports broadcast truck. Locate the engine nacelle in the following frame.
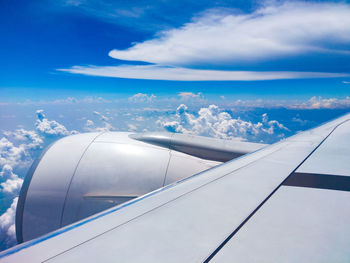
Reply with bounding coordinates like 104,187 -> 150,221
16,132 -> 220,243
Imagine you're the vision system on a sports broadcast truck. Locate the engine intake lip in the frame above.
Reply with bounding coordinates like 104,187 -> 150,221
15,142 -> 56,243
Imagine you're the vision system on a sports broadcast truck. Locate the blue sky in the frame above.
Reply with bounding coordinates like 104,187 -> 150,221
1,0 -> 350,102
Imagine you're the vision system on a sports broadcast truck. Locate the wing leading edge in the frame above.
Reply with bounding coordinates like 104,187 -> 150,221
1,113 -> 350,262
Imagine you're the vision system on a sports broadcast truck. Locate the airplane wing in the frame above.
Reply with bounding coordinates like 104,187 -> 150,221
1,113 -> 350,262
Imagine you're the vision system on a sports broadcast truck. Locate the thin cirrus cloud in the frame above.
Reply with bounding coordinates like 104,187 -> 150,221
59,65 -> 349,81
60,1 -> 350,81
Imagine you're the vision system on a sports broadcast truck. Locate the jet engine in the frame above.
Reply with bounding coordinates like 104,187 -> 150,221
16,132 -> 265,243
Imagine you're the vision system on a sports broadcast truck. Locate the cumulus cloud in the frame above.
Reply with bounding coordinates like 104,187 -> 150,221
109,2 -> 350,66
84,119 -> 114,132
0,138 -> 27,170
35,110 -> 78,136
4,129 -> 43,152
129,93 -> 156,102
292,96 -> 350,109
0,197 -> 18,247
1,176 -> 23,194
59,64 -> 349,81
84,111 -> 114,132
0,134 -> 41,173
0,165 -> 23,194
157,104 -> 289,143
0,110 -> 74,172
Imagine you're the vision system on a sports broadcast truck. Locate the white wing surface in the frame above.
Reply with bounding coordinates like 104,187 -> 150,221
1,113 -> 350,262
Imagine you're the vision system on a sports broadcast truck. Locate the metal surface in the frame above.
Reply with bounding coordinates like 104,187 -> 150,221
296,120 -> 350,176
211,186 -> 350,263
16,132 -> 220,243
15,140 -> 56,243
18,133 -> 101,242
60,134 -> 170,226
130,132 -> 266,162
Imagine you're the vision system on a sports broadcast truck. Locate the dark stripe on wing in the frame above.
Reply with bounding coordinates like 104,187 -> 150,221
283,172 -> 350,192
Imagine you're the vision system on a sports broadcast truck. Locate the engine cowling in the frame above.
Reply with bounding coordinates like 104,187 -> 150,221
16,132 -> 220,243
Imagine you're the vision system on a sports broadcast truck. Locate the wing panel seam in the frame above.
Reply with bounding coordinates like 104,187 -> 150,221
202,118 -> 350,263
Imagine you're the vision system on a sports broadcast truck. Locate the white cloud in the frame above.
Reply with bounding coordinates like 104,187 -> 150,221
127,124 -> 137,131
93,111 -> 109,121
35,110 -> 78,136
292,96 -> 350,109
261,113 -> 289,135
84,112 -> 114,132
14,97 -> 114,107
85,119 -> 95,128
0,197 -> 18,247
129,93 -> 156,102
59,64 -> 349,81
0,164 -> 16,181
84,120 -> 114,132
178,92 -> 203,101
51,97 -> 78,104
0,138 -> 31,171
59,2 -> 350,81
157,104 -> 289,143
0,165 -> 23,194
343,81 -> 350,84
292,116 -> 309,126
1,111 -> 77,173
108,2 -> 350,66
4,129 -> 43,151
32,97 -> 111,105
1,176 -> 23,194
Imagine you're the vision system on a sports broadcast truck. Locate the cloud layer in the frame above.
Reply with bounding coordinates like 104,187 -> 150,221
291,96 -> 350,109
109,2 -> 350,66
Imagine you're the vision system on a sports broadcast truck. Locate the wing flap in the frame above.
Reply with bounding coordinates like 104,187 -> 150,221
211,186 -> 350,263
